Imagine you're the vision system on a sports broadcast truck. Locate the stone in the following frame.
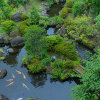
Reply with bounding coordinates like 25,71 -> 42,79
0,95 -> 9,100
41,13 -> 49,17
0,37 -> 4,44
51,56 -> 56,62
0,69 -> 7,79
11,37 -> 25,47
4,37 -> 10,45
12,12 -> 22,22
7,48 -> 14,54
56,27 -> 66,36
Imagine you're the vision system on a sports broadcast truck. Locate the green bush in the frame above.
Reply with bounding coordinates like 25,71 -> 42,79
19,21 -> 28,35
46,35 -> 63,50
72,0 -> 87,16
1,20 -> 16,35
54,41 -> 78,60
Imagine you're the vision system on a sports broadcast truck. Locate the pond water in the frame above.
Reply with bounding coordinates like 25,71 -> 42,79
46,27 -> 55,36
0,46 -> 76,100
47,3 -> 65,17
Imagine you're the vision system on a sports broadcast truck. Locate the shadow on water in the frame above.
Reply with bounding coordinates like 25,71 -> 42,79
0,45 -> 77,100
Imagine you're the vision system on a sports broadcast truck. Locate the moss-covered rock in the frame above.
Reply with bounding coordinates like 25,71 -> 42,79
0,49 -> 5,60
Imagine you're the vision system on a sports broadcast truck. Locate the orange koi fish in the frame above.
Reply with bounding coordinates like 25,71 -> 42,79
22,73 -> 26,79
6,79 -> 13,82
16,70 -> 22,74
12,73 -> 15,78
6,82 -> 14,86
22,83 -> 29,90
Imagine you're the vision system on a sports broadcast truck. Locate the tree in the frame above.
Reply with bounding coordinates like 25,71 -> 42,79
24,25 -> 47,58
72,49 -> 100,100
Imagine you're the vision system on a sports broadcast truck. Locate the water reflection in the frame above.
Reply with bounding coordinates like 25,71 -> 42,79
30,73 -> 47,88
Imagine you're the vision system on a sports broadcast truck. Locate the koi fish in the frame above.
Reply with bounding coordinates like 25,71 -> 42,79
22,83 -> 29,90
12,73 -> 15,78
22,73 -> 26,79
6,79 -> 13,82
6,82 -> 14,86
16,70 -> 22,74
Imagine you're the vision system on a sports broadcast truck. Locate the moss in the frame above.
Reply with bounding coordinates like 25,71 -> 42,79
18,20 -> 29,35
46,35 -> 63,51
50,59 -> 77,80
0,49 -> 5,60
20,13 -> 29,21
82,39 -> 95,49
54,41 -> 78,60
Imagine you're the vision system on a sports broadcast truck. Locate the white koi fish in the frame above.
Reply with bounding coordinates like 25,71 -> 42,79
22,83 -> 29,90
6,79 -> 13,82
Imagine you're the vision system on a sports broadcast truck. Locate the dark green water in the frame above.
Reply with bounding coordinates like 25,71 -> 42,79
47,3 -> 65,17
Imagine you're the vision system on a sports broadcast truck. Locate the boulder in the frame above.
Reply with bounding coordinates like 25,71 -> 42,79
11,37 -> 25,47
0,69 -> 7,79
12,12 -> 22,22
7,48 -> 14,54
0,49 -> 4,60
0,95 -> 9,100
0,37 -> 4,44
4,37 -> 10,45
56,27 -> 66,36
51,56 -> 56,62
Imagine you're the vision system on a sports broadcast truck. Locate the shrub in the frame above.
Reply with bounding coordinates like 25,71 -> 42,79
54,41 -> 78,60
46,35 -> 63,50
72,0 -> 87,16
51,59 -> 76,80
94,14 -> 100,30
30,5 -> 40,24
19,21 -> 28,35
1,20 -> 16,35
66,0 -> 74,8
21,13 -> 29,21
53,16 -> 63,25
27,57 -> 47,73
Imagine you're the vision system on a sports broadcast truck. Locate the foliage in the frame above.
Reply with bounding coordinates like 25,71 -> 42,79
64,15 -> 97,48
86,0 -> 100,15
1,20 -> 16,35
72,0 -> 87,16
0,0 -> 11,20
51,59 -> 76,80
8,0 -> 30,7
39,17 -> 52,28
0,49 -> 4,60
18,20 -> 29,35
72,49 -> 100,100
94,14 -> 100,30
24,25 -> 47,59
60,0 -> 74,18
46,35 -> 63,50
54,41 -> 78,60
30,5 -> 40,25
20,13 -> 29,21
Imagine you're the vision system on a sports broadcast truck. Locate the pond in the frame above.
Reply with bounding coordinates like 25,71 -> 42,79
0,46 -> 76,100
47,2 -> 65,17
